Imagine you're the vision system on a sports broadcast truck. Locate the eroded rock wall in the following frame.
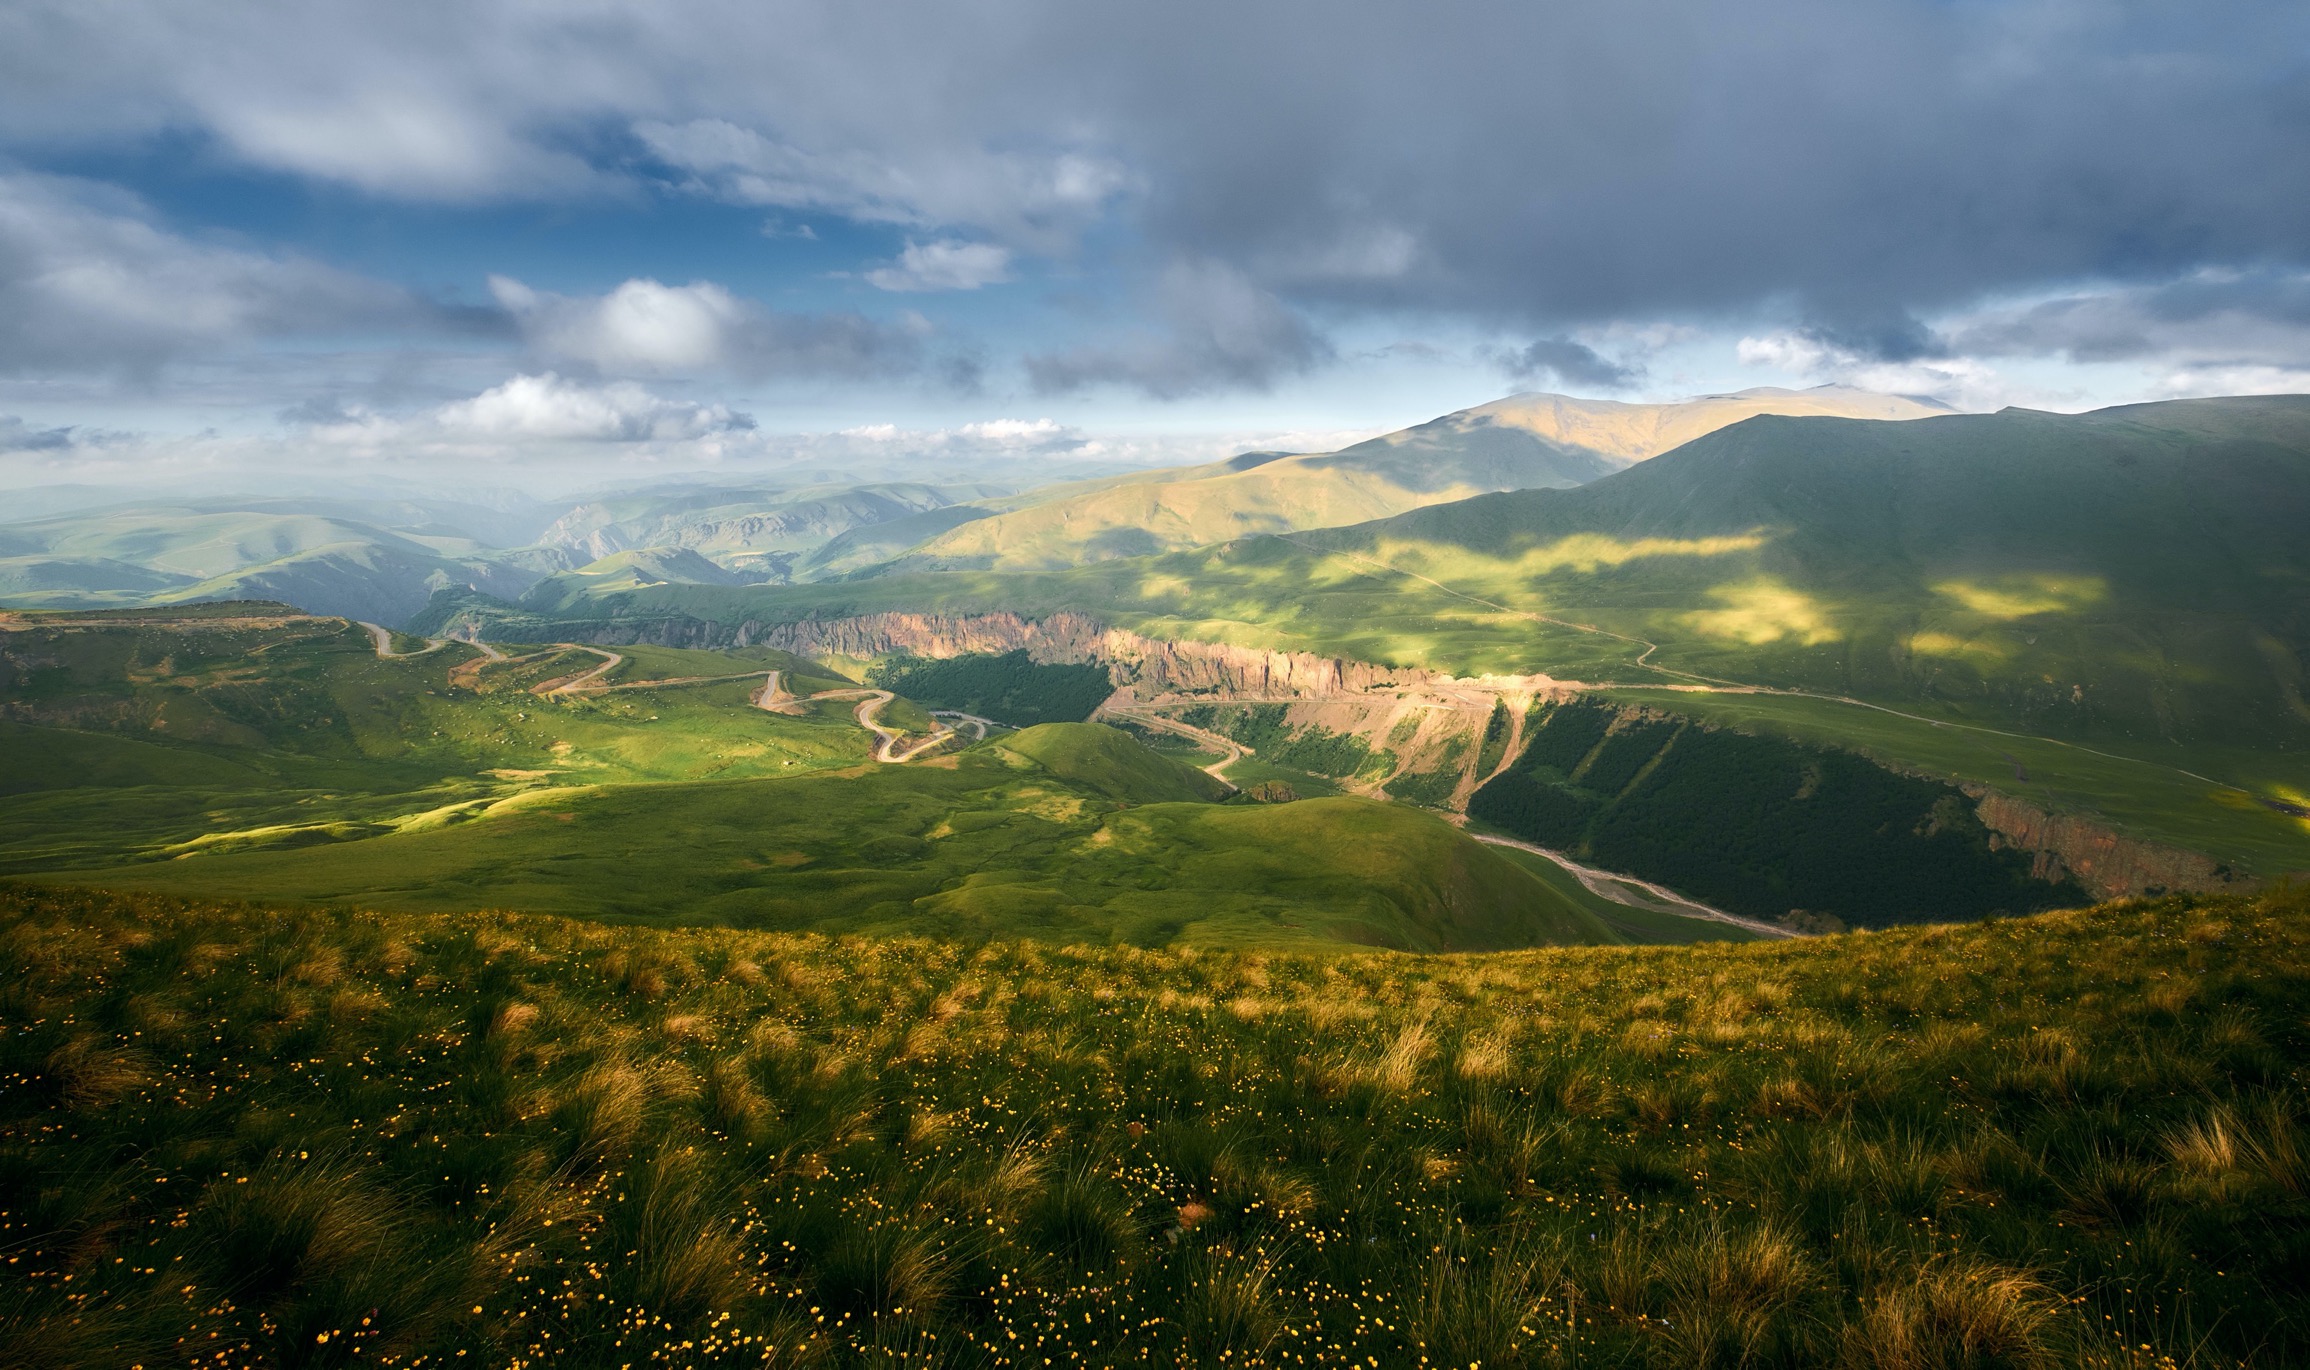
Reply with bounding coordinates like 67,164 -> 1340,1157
636,608 -> 1559,701
1970,789 -> 2243,900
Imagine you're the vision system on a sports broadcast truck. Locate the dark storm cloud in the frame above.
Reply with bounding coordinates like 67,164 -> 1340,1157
1500,338 -> 1642,391
1024,261 -> 1330,398
1045,0 -> 2310,335
1948,272 -> 2310,368
0,416 -> 75,451
3,0 -> 2307,380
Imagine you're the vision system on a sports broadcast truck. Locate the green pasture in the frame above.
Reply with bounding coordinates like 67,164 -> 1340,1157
42,731 -> 1615,953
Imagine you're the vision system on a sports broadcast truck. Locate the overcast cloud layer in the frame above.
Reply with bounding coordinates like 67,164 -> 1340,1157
1,0 -> 2306,485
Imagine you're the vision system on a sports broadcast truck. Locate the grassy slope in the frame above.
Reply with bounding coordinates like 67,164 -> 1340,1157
1593,687 -> 2310,880
43,749 -> 1613,953
1297,398 -> 2310,751
3,882 -> 2303,1367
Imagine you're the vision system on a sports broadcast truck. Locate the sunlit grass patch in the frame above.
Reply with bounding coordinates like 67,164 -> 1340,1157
1935,574 -> 2109,620
1681,577 -> 1842,646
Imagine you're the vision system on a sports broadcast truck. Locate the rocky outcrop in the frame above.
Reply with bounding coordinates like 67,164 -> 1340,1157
597,608 -> 1560,702
1970,788 -> 2244,900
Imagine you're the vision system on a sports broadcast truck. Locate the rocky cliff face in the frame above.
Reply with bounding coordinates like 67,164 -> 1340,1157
1970,788 -> 2242,900
615,608 -> 1544,700
553,607 -> 1578,702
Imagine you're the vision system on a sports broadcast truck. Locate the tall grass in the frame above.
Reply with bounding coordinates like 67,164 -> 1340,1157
1,882 -> 2305,1366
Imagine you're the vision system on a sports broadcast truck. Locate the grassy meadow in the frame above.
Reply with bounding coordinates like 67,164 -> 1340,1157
0,611 -> 873,873
437,538 -> 2310,885
4,881 -> 2307,1368
42,740 -> 1618,953
0,611 -> 1631,952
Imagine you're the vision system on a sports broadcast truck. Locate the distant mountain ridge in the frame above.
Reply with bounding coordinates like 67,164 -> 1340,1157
0,504 -> 546,624
870,385 -> 1948,573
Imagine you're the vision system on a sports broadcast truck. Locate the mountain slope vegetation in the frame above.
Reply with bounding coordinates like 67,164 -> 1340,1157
870,650 -> 1117,728
1311,397 -> 2310,729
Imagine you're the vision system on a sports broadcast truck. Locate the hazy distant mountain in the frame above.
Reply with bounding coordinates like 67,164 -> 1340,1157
535,482 -> 1010,578
871,386 -> 1948,574
0,505 -> 546,623
516,545 -> 755,613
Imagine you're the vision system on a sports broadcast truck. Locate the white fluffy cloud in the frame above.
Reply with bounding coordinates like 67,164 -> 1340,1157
490,275 -> 922,380
292,374 -> 752,451
428,373 -> 751,442
492,276 -> 741,373
866,239 -> 1012,293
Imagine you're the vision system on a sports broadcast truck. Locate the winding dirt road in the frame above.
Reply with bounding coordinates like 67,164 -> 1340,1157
358,621 -> 449,658
532,646 -> 625,696
753,677 -> 957,762
1096,705 -> 1249,787
931,710 -> 1001,742
1471,833 -> 1797,939
752,669 -> 802,714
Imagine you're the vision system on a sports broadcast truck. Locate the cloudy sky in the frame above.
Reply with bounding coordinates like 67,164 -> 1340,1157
4,0 -> 2308,493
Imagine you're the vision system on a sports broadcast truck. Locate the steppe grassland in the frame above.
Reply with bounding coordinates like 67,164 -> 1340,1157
4,882 -> 2306,1368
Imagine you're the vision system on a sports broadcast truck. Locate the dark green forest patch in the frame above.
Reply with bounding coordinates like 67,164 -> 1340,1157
869,650 -> 1114,727
1470,700 -> 2087,928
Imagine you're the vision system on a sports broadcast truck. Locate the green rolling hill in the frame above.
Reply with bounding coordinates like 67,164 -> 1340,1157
994,721 -> 1231,803
49,744 -> 1618,951
1294,396 -> 2310,745
0,607 -> 1622,952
